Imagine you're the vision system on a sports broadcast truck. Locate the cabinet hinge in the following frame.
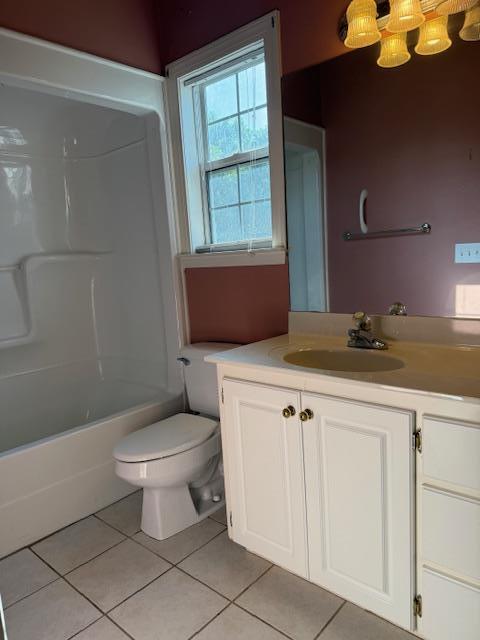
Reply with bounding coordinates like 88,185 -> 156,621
413,594 -> 422,618
412,429 -> 422,453
229,511 -> 233,527
221,388 -> 224,404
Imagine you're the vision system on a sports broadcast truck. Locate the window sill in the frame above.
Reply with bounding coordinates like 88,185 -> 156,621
178,247 -> 286,269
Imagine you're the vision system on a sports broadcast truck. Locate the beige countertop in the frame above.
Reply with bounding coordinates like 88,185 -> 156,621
206,333 -> 480,404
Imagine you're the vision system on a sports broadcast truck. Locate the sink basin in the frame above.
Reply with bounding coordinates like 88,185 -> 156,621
283,349 -> 404,373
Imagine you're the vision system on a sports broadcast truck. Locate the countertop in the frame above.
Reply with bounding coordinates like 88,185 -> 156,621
206,333 -> 480,404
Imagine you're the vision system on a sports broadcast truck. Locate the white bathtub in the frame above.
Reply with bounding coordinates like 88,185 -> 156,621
0,362 -> 182,558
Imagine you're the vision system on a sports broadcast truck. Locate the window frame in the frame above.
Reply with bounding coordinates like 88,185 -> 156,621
166,11 -> 286,265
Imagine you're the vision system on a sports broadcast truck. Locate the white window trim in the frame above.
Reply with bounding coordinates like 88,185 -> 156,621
166,11 -> 286,267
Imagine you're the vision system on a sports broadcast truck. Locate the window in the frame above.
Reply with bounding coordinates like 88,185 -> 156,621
199,56 -> 272,250
167,13 -> 285,257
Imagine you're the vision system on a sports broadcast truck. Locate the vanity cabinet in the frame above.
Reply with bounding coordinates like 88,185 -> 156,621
302,393 -> 414,628
222,379 -> 308,576
417,416 -> 480,640
222,378 -> 414,629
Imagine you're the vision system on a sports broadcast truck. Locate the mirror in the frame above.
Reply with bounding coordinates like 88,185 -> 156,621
282,30 -> 479,318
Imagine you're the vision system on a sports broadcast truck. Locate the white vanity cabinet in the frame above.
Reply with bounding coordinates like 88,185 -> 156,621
222,379 -> 308,577
222,378 -> 415,629
417,416 -> 480,640
302,393 -> 415,628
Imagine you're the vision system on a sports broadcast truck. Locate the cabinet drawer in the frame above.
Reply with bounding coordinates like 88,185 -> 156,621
422,487 -> 480,582
423,416 -> 480,492
420,569 -> 480,640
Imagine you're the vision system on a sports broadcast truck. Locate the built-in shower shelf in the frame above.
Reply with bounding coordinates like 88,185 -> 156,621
0,251 -> 112,348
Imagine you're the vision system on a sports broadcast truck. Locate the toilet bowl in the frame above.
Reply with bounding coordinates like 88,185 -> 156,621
113,343 -> 237,540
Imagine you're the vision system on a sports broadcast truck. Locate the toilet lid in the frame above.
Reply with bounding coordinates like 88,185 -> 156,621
113,413 -> 218,463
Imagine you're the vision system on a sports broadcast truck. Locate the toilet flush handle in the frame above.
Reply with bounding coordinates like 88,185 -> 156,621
177,357 -> 191,366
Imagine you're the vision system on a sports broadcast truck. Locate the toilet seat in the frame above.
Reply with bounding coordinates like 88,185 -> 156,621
113,413 -> 218,463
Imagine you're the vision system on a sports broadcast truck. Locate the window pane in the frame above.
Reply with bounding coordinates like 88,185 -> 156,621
208,167 -> 238,208
240,107 -> 268,152
205,75 -> 237,123
241,200 -> 272,239
238,62 -> 267,111
207,117 -> 240,161
210,206 -> 242,244
239,161 -> 271,203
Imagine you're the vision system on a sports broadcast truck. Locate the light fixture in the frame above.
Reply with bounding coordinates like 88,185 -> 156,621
436,0 -> 477,16
386,0 -> 425,33
344,0 -> 381,48
415,15 -> 452,54
460,3 -> 480,39
377,32 -> 411,67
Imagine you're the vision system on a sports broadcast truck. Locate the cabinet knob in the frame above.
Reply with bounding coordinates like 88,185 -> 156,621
299,409 -> 314,422
282,405 -> 296,418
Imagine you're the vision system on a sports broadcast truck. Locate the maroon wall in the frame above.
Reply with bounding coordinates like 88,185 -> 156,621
159,1 -> 349,75
185,265 -> 289,344
321,39 -> 480,317
0,0 -> 162,73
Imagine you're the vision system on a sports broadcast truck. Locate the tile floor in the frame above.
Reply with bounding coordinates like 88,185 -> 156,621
0,492 -> 416,640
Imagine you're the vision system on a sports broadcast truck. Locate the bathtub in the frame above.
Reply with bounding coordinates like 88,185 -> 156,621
0,360 -> 183,558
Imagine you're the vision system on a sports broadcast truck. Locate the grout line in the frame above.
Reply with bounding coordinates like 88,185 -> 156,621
186,601 -> 232,640
103,565 -> 174,615
233,602 -> 295,640
313,600 -> 347,639
130,522 -> 226,565
232,563 -> 273,601
60,537 -> 127,578
2,576 -> 62,611
175,565 -> 234,602
93,512 -> 141,538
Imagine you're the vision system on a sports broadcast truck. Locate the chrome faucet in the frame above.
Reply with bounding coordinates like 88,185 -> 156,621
347,311 -> 388,350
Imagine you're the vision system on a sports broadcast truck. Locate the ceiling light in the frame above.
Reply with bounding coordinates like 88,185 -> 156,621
377,32 -> 412,66
436,0 -> 477,16
459,3 -> 480,39
415,15 -> 452,54
386,0 -> 425,33
345,0 -> 382,48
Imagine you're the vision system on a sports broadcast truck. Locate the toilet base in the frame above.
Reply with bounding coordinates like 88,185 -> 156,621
141,485 -> 225,540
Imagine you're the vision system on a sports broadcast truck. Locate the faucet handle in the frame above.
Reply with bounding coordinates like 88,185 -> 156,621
352,311 -> 371,331
388,302 -> 407,316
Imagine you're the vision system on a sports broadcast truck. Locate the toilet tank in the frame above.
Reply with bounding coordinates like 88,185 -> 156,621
180,342 -> 238,418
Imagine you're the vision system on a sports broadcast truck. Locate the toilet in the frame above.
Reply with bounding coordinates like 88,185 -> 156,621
113,343 -> 237,540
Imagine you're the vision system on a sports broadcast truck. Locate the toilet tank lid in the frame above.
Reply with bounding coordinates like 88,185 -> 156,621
180,342 -> 240,361
113,413 -> 218,462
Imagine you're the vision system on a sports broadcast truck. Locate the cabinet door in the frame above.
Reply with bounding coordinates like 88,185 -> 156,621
223,379 -> 308,577
302,393 -> 414,629
419,569 -> 480,640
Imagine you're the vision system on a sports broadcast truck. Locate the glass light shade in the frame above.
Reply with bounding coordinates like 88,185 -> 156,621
345,0 -> 381,48
436,0 -> 477,16
377,33 -> 411,67
386,0 -> 425,33
460,4 -> 480,40
415,15 -> 452,54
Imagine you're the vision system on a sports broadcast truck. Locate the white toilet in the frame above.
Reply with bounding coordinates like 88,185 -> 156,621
113,343 -> 237,540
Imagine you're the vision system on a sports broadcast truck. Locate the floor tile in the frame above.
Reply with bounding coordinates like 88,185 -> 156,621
4,579 -> 101,640
67,539 -> 170,612
194,604 -> 287,640
179,532 -> 271,599
33,516 -> 125,574
320,602 -> 416,640
133,518 -> 225,564
237,566 -> 344,640
72,616 -> 130,639
110,568 -> 227,640
209,507 -> 227,526
0,548 -> 57,607
96,491 -> 142,536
